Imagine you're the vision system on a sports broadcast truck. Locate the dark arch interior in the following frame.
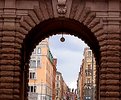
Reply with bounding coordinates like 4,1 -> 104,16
22,17 -> 100,64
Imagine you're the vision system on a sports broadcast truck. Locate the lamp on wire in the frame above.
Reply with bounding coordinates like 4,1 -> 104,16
60,32 -> 65,42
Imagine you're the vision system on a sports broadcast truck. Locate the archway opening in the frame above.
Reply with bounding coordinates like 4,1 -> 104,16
21,17 -> 101,99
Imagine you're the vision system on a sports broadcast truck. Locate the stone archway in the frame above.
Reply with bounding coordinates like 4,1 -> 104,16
18,5 -> 103,62
0,0 -> 121,100
17,6 -> 103,100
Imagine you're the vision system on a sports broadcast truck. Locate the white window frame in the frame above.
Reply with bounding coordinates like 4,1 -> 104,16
30,60 -> 36,68
29,85 -> 37,93
29,71 -> 36,79
37,47 -> 41,54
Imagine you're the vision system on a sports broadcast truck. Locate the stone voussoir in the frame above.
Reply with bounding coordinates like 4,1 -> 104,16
28,10 -> 40,25
23,15 -> 36,27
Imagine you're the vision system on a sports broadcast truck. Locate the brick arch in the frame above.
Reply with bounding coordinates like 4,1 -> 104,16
17,6 -> 103,63
15,6 -> 104,99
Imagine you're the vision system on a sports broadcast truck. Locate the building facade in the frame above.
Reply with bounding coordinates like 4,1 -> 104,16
56,71 -> 63,100
56,71 -> 69,100
28,38 -> 56,100
77,48 -> 96,100
67,89 -> 77,100
52,59 -> 57,100
62,79 -> 69,100
77,62 -> 84,100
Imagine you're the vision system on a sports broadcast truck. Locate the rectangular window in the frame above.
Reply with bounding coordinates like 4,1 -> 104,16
37,47 -> 41,54
30,60 -> 36,68
88,64 -> 91,69
37,60 -> 40,67
29,86 -> 36,93
57,75 -> 59,80
85,69 -> 92,76
85,70 -> 88,76
56,82 -> 59,88
88,51 -> 91,57
87,78 -> 91,83
29,72 -> 36,79
56,90 -> 59,96
57,83 -> 59,87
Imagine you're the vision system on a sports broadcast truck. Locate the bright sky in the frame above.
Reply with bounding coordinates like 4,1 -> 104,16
49,34 -> 88,89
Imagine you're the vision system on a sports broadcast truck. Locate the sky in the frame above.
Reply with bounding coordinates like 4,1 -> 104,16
49,34 -> 88,89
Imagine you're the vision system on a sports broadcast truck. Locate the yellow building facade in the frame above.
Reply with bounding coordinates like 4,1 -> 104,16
28,38 -> 56,100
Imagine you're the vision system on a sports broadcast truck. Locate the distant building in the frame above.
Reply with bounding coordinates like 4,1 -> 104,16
56,71 -> 69,100
62,80 -> 69,100
56,71 -> 63,100
62,88 -> 77,100
28,38 -> 56,100
69,89 -> 77,100
77,47 -> 96,100
52,58 -> 57,100
77,64 -> 84,100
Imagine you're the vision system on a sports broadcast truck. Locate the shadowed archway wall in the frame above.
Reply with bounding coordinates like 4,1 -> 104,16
0,0 -> 121,100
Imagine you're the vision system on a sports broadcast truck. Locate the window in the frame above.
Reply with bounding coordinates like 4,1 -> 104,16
87,65 -> 92,76
29,72 -> 36,79
37,47 -> 41,54
56,90 -> 59,96
56,82 -> 59,88
85,69 -> 91,76
41,96 -> 46,100
30,60 -> 36,68
85,70 -> 88,76
87,78 -> 91,84
33,49 -> 36,54
37,60 -> 40,67
29,86 -> 36,93
57,83 -> 59,87
88,64 -> 91,70
88,51 -> 91,57
57,76 -> 59,80
88,72 -> 92,76
86,96 -> 91,99
87,86 -> 91,89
